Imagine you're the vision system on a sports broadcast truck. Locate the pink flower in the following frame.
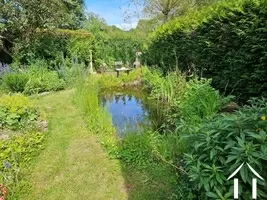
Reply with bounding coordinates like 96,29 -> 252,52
1,187 -> 7,195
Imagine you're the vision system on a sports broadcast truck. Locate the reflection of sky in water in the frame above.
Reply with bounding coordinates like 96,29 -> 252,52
101,94 -> 149,137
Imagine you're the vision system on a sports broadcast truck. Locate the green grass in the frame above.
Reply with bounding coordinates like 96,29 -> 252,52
18,90 -> 128,200
12,74 -> 179,200
121,163 -> 178,200
74,77 -> 179,200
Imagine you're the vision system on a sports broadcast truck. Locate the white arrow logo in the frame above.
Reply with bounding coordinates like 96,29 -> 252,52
227,163 -> 264,199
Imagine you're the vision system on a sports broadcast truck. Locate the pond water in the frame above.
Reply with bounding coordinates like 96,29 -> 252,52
100,89 -> 153,137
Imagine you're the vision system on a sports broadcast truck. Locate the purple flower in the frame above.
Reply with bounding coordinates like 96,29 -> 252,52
3,161 -> 11,169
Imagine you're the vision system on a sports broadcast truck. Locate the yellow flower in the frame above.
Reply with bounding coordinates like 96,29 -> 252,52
261,115 -> 266,121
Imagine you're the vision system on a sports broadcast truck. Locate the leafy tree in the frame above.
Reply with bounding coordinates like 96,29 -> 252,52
60,0 -> 86,29
83,12 -> 107,36
134,18 -> 158,36
0,0 -> 84,61
127,0 -> 221,23
82,12 -> 144,69
143,0 -> 184,22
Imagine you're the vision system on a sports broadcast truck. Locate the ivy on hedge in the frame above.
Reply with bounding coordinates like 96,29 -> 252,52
146,0 -> 267,101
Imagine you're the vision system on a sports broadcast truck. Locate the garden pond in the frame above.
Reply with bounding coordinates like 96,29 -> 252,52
100,88 -> 164,137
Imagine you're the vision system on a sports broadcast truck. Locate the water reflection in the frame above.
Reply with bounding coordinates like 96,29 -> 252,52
100,92 -> 150,137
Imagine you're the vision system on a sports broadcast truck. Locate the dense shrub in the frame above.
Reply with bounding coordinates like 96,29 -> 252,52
146,0 -> 267,101
183,98 -> 267,199
0,60 -> 66,94
179,78 -> 222,122
96,36 -> 142,67
120,68 -> 142,84
2,73 -> 29,93
142,67 -> 187,104
142,68 -> 224,130
0,94 -> 38,130
24,60 -> 65,94
55,56 -> 87,86
66,33 -> 95,66
14,29 -> 94,67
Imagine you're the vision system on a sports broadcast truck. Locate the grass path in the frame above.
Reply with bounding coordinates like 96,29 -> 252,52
22,90 -> 128,200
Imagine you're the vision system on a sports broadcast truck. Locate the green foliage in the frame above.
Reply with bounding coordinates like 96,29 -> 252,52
56,57 -> 86,87
17,31 -> 67,65
118,133 -> 157,168
141,67 -> 187,131
147,0 -> 267,101
2,73 -> 29,93
179,78 -> 221,122
0,60 -> 66,95
94,35 -> 142,69
142,67 -> 164,93
0,94 -> 38,130
120,68 -> 142,84
83,12 -> 107,35
183,98 -> 267,200
14,29 -> 93,66
129,0 -> 221,23
98,74 -> 122,89
142,67 -> 222,131
174,173 -> 199,200
82,14 -> 145,69
74,78 -> 118,155
24,60 -> 65,94
0,0 -> 85,61
142,67 -> 187,104
0,132 -> 45,198
66,34 -> 95,65
97,68 -> 142,89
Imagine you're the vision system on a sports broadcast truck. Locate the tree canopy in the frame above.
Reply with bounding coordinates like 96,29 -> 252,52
0,0 -> 85,60
127,0 -> 222,23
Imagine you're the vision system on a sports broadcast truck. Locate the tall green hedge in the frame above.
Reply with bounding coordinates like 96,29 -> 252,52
146,0 -> 267,101
15,29 -> 95,67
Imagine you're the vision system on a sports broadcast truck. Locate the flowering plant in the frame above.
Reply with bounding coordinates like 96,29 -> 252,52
0,184 -> 7,200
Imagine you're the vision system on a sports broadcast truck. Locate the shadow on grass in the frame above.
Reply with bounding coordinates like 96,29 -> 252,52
120,162 -> 178,200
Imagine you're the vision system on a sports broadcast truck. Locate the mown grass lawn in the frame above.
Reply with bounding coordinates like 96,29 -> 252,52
19,90 -> 128,200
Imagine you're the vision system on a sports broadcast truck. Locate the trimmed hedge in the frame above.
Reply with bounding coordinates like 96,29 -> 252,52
146,0 -> 267,101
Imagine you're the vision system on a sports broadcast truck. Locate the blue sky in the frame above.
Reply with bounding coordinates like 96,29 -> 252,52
85,0 -> 139,30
